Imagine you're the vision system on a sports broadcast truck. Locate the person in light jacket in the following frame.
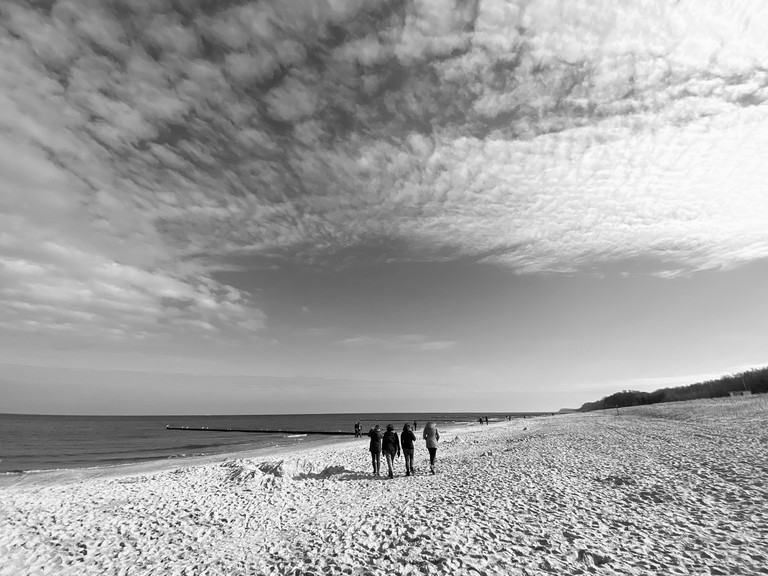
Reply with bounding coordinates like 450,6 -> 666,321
368,425 -> 383,476
401,423 -> 417,476
381,424 -> 401,479
423,421 -> 440,474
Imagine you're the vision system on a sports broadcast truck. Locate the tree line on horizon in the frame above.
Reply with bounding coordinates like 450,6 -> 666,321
579,366 -> 768,412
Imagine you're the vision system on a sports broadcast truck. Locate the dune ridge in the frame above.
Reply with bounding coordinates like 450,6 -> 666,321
1,396 -> 766,575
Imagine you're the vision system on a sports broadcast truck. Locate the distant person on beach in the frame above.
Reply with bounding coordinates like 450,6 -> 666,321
367,425 -> 383,476
401,423 -> 417,476
485,416 -> 488,425
423,421 -> 440,474
413,420 -> 418,430
381,424 -> 401,479
478,417 -> 483,425
354,421 -> 361,438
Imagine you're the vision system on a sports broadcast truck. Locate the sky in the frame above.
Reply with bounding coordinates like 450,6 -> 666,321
1,0 -> 768,415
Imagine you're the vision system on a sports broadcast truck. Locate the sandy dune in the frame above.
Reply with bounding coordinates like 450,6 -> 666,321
1,396 -> 766,575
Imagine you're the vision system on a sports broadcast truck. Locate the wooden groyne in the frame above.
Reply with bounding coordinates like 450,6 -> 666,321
166,425 -> 356,436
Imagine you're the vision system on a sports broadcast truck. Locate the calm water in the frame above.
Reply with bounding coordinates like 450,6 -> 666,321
0,412 -> 539,474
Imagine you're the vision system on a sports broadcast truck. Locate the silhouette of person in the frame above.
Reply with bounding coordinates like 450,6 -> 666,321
381,424 -> 401,479
401,423 -> 417,476
367,425 -> 383,475
423,421 -> 440,474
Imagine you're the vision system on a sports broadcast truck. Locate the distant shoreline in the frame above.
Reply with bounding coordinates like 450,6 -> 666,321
0,418 -> 490,488
0,433 -> 358,489
0,412 -> 543,475
3,397 -> 765,575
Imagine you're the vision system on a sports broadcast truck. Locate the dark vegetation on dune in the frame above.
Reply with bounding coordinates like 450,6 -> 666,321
579,366 -> 768,412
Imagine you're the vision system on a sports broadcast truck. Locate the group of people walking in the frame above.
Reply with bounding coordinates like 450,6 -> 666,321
365,421 -> 440,478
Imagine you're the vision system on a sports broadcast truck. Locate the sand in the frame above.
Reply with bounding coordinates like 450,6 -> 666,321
1,396 -> 766,576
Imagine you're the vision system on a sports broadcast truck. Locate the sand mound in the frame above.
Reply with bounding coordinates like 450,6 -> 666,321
222,458 -> 351,488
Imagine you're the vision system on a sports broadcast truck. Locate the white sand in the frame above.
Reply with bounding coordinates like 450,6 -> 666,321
2,397 -> 767,575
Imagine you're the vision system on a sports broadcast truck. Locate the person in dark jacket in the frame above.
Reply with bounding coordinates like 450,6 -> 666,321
401,423 -> 417,476
381,424 -> 401,478
368,425 -> 383,475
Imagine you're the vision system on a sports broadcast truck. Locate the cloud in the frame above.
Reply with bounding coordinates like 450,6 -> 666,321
2,0 -> 768,349
0,245 -> 265,341
0,6 -> 264,343
338,334 -> 456,351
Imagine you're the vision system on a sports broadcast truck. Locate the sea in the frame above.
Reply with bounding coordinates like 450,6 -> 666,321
0,412 -> 543,475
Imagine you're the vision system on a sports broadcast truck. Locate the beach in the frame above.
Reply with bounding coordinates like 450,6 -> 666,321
1,397 -> 766,576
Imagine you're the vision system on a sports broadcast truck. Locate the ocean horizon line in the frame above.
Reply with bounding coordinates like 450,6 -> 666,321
0,410 -> 553,418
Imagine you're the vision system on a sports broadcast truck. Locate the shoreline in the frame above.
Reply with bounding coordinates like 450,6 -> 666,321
0,414 -> 510,478
0,435 -> 352,489
0,420 -> 482,490
3,397 -> 764,575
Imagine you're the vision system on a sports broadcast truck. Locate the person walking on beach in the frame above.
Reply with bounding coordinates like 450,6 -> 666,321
381,424 -> 401,478
354,421 -> 362,438
368,425 -> 383,475
401,423 -> 417,476
423,421 -> 440,474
